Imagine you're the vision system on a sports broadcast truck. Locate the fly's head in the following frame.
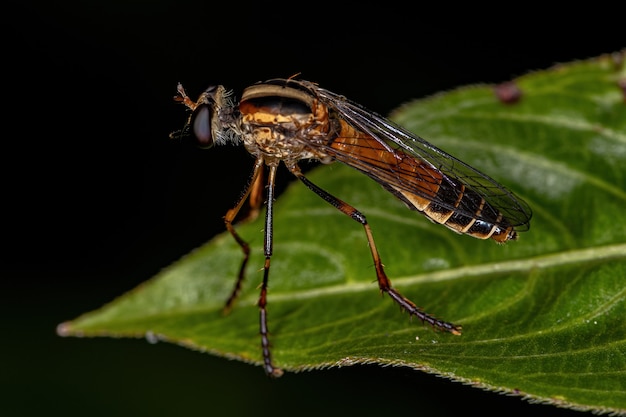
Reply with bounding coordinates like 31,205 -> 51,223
171,83 -> 240,148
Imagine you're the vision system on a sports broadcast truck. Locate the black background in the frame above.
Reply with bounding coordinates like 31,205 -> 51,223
4,2 -> 624,416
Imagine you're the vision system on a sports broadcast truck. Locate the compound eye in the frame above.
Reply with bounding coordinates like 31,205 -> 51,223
191,104 -> 214,148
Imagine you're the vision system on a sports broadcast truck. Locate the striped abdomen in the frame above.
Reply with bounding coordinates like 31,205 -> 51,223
327,126 -> 517,243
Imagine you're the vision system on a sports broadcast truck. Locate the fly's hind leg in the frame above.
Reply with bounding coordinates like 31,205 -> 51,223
287,164 -> 462,335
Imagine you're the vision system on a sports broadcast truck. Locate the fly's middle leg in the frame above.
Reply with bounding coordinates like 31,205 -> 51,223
258,164 -> 283,377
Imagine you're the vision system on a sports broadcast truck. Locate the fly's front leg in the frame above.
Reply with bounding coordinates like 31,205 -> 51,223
223,158 -> 265,313
223,158 -> 282,377
287,165 -> 462,336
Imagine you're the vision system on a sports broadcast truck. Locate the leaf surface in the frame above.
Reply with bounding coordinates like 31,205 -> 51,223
59,52 -> 626,415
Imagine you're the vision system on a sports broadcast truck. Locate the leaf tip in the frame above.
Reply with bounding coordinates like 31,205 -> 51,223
56,321 -> 77,337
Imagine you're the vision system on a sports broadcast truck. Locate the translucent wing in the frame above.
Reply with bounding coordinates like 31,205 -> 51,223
312,84 -> 532,232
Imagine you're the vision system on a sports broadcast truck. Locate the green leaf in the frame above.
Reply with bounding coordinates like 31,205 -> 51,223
59,52 -> 626,415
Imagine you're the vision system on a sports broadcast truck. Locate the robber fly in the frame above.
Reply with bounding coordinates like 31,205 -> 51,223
171,77 -> 532,377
